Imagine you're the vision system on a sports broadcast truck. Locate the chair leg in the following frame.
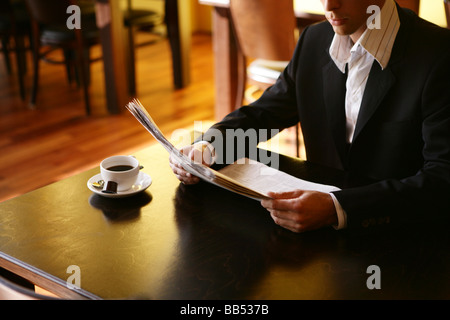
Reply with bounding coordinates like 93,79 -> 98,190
29,20 -> 43,109
1,38 -> 12,74
234,54 -> 246,109
127,26 -> 136,96
70,48 -> 91,88
77,55 -> 90,115
30,38 -> 40,108
63,49 -> 75,84
74,34 -> 91,115
14,34 -> 26,100
82,47 -> 91,86
79,67 -> 90,115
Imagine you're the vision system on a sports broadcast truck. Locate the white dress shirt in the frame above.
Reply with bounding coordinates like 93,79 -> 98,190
329,0 -> 400,229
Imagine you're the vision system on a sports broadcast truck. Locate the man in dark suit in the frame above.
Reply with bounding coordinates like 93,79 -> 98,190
170,0 -> 450,232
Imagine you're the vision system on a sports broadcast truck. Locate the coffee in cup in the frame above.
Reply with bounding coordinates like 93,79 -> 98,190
100,155 -> 140,193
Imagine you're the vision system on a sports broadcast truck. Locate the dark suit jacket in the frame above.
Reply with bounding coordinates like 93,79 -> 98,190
203,6 -> 450,230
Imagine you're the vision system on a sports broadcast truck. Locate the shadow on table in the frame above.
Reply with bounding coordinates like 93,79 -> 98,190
88,192 -> 152,222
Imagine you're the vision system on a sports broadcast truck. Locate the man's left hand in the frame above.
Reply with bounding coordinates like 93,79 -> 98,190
261,190 -> 338,233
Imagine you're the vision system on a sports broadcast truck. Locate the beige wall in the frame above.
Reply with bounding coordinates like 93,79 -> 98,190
419,0 -> 447,27
191,0 -> 213,33
124,0 -> 447,33
121,0 -> 212,33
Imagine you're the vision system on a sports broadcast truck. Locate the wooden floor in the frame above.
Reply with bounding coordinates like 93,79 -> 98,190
0,32 -> 299,203
0,32 -> 218,202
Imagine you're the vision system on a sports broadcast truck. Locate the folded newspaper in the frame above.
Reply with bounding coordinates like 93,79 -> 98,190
126,99 -> 340,200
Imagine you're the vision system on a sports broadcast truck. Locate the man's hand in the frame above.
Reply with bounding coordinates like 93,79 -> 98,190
169,142 -> 214,185
261,190 -> 338,233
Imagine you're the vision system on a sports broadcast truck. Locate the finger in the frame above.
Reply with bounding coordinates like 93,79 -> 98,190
170,162 -> 191,179
173,167 -> 200,183
269,211 -> 303,233
169,161 -> 186,175
185,176 -> 200,184
170,159 -> 202,184
269,208 -> 300,222
169,153 -> 184,167
262,196 -> 302,212
176,174 -> 200,185
169,146 -> 203,185
267,189 -> 305,199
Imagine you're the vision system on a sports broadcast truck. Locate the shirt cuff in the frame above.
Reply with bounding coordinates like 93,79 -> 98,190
195,141 -> 216,165
329,192 -> 347,230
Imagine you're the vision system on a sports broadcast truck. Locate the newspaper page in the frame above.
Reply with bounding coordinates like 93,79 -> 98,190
125,99 -> 340,201
218,158 -> 340,195
126,99 -> 270,200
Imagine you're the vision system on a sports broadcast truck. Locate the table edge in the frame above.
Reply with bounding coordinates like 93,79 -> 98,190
0,252 -> 101,300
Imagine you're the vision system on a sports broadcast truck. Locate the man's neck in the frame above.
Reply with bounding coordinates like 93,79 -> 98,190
350,0 -> 386,43
350,26 -> 367,44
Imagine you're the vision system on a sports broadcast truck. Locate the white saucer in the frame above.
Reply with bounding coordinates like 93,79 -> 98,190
87,171 -> 152,198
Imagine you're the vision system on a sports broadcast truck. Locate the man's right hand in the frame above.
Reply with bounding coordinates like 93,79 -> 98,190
169,142 -> 214,185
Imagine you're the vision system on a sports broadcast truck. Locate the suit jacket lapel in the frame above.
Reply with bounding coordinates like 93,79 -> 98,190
322,60 -> 348,165
352,62 -> 396,142
352,4 -> 410,143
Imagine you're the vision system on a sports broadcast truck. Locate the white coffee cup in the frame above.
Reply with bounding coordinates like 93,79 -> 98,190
100,155 -> 140,192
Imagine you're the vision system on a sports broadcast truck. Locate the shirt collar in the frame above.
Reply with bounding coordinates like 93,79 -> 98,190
329,0 -> 400,73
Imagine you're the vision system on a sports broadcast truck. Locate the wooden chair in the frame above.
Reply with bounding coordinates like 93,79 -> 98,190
445,0 -> 450,29
24,0 -> 100,115
396,0 -> 420,14
229,0 -> 296,107
229,0 -> 299,155
0,0 -> 29,100
123,0 -> 165,96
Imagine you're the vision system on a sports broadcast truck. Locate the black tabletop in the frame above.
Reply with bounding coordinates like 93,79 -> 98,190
1,144 -> 449,300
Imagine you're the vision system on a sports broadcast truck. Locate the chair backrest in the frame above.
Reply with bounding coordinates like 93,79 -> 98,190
229,0 -> 296,62
396,0 -> 420,14
0,275 -> 58,300
24,0 -> 77,27
445,0 -> 450,29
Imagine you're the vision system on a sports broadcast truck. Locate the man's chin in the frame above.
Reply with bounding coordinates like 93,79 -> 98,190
329,23 -> 366,40
330,25 -> 351,36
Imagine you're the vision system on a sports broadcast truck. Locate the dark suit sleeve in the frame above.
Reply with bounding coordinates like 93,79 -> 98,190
333,44 -> 450,230
200,29 -> 304,165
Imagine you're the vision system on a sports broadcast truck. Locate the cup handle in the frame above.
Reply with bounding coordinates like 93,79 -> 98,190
102,181 -> 118,194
